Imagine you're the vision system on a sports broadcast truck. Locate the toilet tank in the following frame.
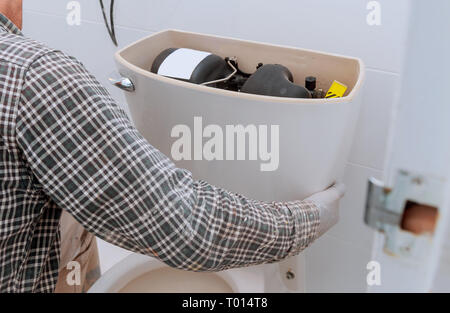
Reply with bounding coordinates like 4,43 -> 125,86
114,29 -> 365,201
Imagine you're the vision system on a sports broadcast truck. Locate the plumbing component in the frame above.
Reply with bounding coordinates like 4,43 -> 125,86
285,270 -> 295,280
108,71 -> 135,92
201,57 -> 238,86
241,64 -> 311,99
151,48 -> 312,98
151,48 -> 250,91
305,76 -> 325,98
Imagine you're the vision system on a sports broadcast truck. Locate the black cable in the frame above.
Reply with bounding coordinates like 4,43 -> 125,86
109,0 -> 116,43
99,0 -> 118,46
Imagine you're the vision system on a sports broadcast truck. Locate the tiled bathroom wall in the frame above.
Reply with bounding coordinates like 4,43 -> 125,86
22,0 -> 413,292
368,0 -> 450,292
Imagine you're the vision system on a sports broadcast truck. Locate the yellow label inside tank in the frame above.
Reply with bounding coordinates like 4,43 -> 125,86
325,80 -> 348,98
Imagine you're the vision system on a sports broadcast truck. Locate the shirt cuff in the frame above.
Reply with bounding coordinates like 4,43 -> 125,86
285,200 -> 320,257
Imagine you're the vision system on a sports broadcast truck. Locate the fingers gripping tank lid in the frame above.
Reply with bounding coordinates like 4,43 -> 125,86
151,48 -> 233,84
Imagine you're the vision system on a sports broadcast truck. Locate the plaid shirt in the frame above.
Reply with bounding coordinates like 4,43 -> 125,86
0,14 -> 320,293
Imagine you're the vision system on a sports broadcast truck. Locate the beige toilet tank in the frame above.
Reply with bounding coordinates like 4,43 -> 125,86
114,29 -> 365,201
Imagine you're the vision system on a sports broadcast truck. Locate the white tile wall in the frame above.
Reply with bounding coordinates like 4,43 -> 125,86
327,164 -> 382,251
369,0 -> 450,292
24,0 -> 411,72
349,70 -> 400,170
22,0 -> 412,289
305,234 -> 373,292
432,230 -> 450,292
23,11 -> 150,116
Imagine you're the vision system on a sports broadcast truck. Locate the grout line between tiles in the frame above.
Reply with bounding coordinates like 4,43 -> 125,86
346,161 -> 384,173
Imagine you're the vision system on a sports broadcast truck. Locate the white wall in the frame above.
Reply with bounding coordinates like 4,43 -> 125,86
22,0 -> 412,292
370,0 -> 450,292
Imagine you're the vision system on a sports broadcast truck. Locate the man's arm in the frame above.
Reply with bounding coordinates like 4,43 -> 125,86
16,51 -> 320,271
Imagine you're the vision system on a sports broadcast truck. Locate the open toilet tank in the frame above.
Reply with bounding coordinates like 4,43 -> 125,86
90,30 -> 365,293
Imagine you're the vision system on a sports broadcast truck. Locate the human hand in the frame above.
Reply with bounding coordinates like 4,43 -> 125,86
305,183 -> 346,237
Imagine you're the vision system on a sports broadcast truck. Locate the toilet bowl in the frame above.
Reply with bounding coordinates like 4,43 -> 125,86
88,253 -> 265,293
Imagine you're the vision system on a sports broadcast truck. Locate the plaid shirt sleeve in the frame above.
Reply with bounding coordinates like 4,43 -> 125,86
15,51 -> 320,271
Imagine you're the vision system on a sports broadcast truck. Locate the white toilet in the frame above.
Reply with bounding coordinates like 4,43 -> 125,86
89,253 -> 265,293
94,30 -> 364,293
